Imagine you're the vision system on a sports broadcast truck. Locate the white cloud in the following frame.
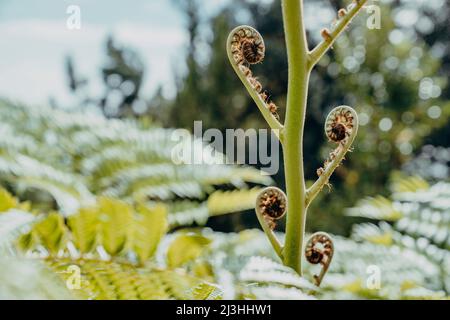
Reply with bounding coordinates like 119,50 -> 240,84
0,18 -> 187,106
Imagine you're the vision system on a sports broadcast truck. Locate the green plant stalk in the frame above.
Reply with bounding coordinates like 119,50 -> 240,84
281,0 -> 311,274
255,207 -> 283,260
308,0 -> 368,67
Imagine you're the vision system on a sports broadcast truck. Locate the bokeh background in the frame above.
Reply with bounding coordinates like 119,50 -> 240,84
0,0 -> 449,245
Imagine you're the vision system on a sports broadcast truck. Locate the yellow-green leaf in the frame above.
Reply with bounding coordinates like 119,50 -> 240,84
34,213 -> 67,255
207,188 -> 260,216
133,203 -> 168,263
67,207 -> 100,254
167,233 -> 211,268
98,197 -> 133,255
0,188 -> 18,212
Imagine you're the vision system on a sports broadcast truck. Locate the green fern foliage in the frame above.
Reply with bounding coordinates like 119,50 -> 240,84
167,221 -> 448,300
1,99 -> 448,300
321,236 -> 447,299
166,188 -> 262,228
346,195 -> 402,221
0,99 -> 269,225
167,233 -> 212,269
20,197 -> 168,265
191,282 -> 223,300
207,188 -> 261,216
133,203 -> 167,262
67,207 -> 100,254
97,197 -> 134,256
33,213 -> 67,255
389,174 -> 430,194
345,176 -> 450,296
0,257 -> 73,299
48,258 -> 209,300
0,188 -> 18,212
0,189 -> 220,300
0,210 -> 35,255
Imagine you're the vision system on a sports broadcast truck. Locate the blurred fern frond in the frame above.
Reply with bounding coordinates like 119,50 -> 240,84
346,195 -> 403,221
9,193 -> 315,300
0,257 -> 74,299
0,210 -> 35,256
346,177 -> 450,296
1,99 -> 448,300
47,258 -> 207,300
0,99 -> 269,225
19,197 -> 168,265
0,190 -> 221,300
2,183 -> 447,300
389,174 -> 430,194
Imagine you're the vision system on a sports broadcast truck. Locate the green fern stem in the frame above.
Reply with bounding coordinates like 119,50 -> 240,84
281,0 -> 311,275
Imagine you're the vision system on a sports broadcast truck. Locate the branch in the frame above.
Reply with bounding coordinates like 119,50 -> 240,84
255,209 -> 284,260
308,0 -> 368,68
255,187 -> 287,261
306,106 -> 359,207
226,26 -> 284,142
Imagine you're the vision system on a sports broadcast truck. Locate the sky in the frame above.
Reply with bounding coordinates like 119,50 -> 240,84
0,0 -> 228,106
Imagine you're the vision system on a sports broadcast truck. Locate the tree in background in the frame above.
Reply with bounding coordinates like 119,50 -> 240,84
66,36 -> 149,118
169,0 -> 202,129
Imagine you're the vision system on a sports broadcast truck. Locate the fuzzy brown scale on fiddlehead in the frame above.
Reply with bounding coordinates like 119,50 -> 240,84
320,28 -> 332,41
267,102 -> 280,120
228,26 -> 280,120
338,8 -> 347,18
238,64 -> 252,78
305,232 -> 334,286
241,39 -> 265,64
256,187 -> 287,230
316,167 -> 325,177
249,77 -> 263,93
260,91 -> 268,102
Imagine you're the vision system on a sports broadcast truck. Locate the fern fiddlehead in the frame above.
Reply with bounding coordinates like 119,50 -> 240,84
227,0 -> 368,282
255,187 -> 286,259
306,106 -> 359,206
305,232 -> 334,286
227,26 -> 284,138
256,187 -> 287,228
